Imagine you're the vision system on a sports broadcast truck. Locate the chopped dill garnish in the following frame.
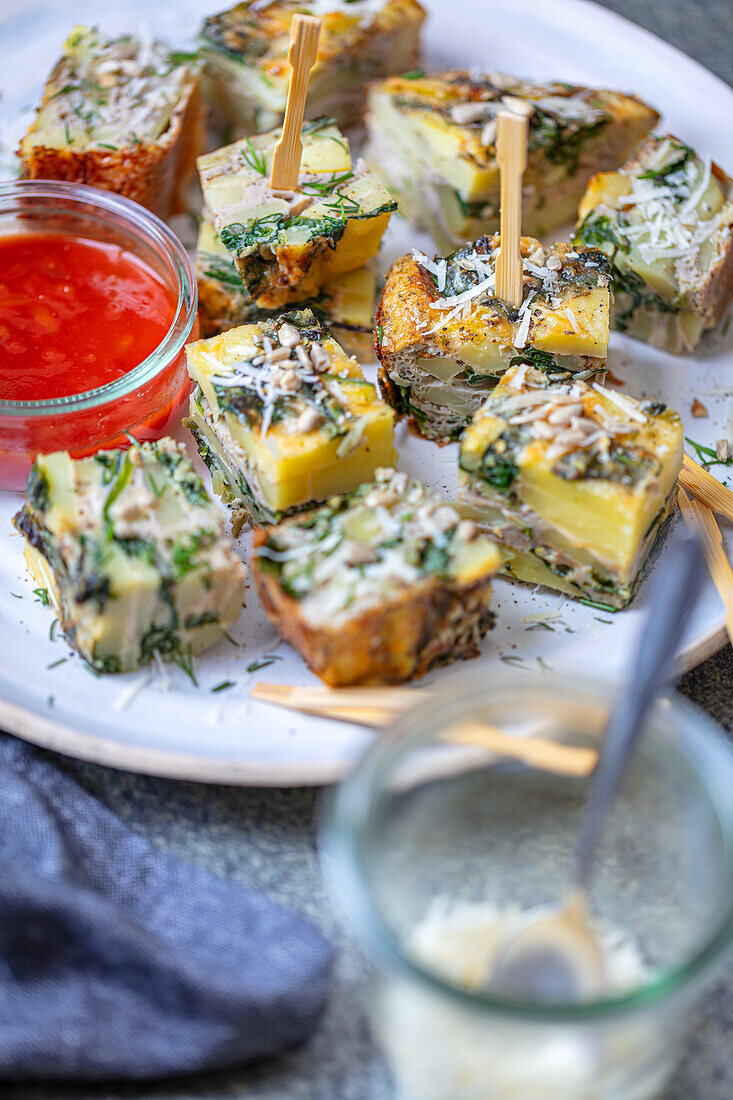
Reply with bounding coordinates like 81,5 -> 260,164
301,117 -> 348,151
246,656 -> 282,672
98,142 -> 118,150
403,70 -> 426,79
685,436 -> 733,469
223,630 -> 240,647
500,654 -> 530,668
171,645 -> 198,686
49,83 -> 76,99
578,597 -> 618,613
536,656 -> 553,673
10,592 -> 23,599
47,658 -> 67,670
168,49 -> 200,67
301,170 -> 354,195
723,313 -> 732,336
146,473 -> 165,498
242,137 -> 267,176
64,119 -> 72,145
34,587 -> 50,606
525,621 -> 553,632
594,616 -> 613,625
49,618 -> 59,641
211,679 -> 235,693
103,453 -> 134,526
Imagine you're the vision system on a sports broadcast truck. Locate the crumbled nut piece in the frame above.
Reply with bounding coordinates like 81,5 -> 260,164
501,95 -> 534,117
365,488 -> 399,508
278,322 -> 301,348
432,505 -> 460,531
717,438 -> 730,461
277,369 -> 299,392
265,346 -> 291,364
480,120 -> 497,146
456,520 -> 479,542
545,253 -> 562,272
310,344 -> 330,372
288,195 -> 313,218
390,471 -> 409,495
341,541 -> 378,566
691,399 -> 708,418
451,101 -> 491,125
295,345 -> 313,369
296,407 -> 322,433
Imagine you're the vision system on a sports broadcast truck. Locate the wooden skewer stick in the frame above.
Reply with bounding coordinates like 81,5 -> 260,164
495,109 -> 529,309
249,683 -> 600,777
446,722 -> 597,778
250,682 -> 429,726
270,14 -> 321,191
678,487 -> 733,646
679,453 -> 733,523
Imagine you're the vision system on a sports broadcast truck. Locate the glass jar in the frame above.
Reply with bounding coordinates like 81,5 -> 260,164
0,180 -> 198,490
323,671 -> 733,1100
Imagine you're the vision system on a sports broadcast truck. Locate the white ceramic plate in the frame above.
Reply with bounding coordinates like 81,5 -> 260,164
1,0 -> 732,785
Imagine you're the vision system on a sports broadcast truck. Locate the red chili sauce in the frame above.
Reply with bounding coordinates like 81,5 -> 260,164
0,233 -> 176,400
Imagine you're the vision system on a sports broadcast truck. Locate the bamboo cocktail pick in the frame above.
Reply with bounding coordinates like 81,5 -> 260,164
270,14 -> 322,191
495,109 -> 529,309
679,453 -> 733,523
678,487 -> 733,646
249,683 -> 599,777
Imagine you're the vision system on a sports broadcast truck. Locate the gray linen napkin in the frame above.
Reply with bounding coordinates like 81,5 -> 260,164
0,734 -> 332,1081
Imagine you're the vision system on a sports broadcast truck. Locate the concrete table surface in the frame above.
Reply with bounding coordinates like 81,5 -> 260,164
4,1 -> 733,1097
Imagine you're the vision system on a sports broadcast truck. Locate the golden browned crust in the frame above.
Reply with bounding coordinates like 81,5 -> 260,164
19,76 -> 204,219
704,162 -> 733,327
374,253 -> 432,428
375,252 -> 437,356
197,268 -> 245,338
252,528 -> 494,686
206,0 -> 425,79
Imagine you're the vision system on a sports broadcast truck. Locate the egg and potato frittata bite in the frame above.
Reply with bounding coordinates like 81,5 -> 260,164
365,70 -> 658,252
458,366 -> 684,609
197,118 -> 396,310
376,235 -> 611,442
576,134 -> 733,353
195,212 -> 378,357
252,468 -> 502,686
12,440 -> 246,675
18,25 -> 204,219
198,0 -> 426,137
185,310 -> 396,527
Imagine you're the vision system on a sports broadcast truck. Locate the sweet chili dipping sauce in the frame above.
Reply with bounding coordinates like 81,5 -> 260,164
0,233 -> 176,400
0,225 -> 197,491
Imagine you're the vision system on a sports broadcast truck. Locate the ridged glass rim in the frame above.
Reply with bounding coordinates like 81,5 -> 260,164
0,179 -> 197,417
323,671 -> 733,1023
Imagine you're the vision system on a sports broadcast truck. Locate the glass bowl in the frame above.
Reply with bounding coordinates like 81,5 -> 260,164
323,671 -> 733,1100
0,180 -> 198,490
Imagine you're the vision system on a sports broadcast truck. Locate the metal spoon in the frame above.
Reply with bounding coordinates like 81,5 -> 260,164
490,531 -> 708,1003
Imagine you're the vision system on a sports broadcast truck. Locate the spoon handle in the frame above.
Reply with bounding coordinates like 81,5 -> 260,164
576,531 -> 707,890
